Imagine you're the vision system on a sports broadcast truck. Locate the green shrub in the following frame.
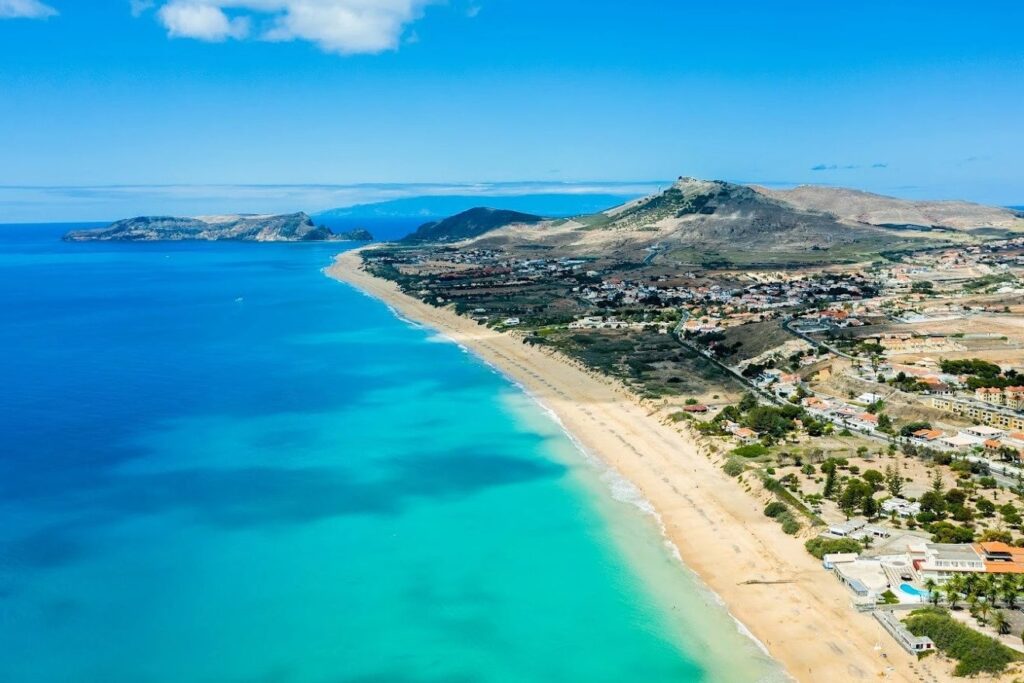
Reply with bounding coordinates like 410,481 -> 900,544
722,458 -> 745,477
804,537 -> 861,559
732,443 -> 769,458
764,502 -> 789,518
880,590 -> 899,605
903,608 -> 1022,676
780,515 -> 801,535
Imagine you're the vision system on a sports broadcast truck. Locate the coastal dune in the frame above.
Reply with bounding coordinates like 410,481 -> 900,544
327,250 -> 953,683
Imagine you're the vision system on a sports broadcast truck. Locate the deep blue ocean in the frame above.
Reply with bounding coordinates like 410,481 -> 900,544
0,224 -> 780,682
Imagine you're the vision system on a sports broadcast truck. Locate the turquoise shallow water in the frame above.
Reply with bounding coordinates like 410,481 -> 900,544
0,224 -> 782,682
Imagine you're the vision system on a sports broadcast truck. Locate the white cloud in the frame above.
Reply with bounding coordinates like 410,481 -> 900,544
129,0 -> 155,17
152,1 -> 435,54
0,0 -> 58,19
158,1 -> 250,41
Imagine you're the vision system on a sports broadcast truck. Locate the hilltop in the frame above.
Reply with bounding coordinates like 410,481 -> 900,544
63,213 -> 338,242
401,207 -> 544,243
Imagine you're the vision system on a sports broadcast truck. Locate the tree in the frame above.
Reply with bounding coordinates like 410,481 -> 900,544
924,578 -> 940,606
920,490 -> 947,517
978,600 -> 992,626
1000,575 -> 1020,610
822,465 -> 838,499
885,463 -> 904,498
994,611 -> 1010,636
945,578 -> 963,610
930,469 -> 945,497
863,469 -> 884,490
861,494 -> 878,519
738,392 -> 758,412
840,479 -> 872,517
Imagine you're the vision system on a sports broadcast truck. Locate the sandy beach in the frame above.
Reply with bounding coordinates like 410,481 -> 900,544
328,249 -> 954,683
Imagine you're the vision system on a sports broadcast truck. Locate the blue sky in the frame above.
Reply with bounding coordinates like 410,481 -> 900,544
1,0 -> 1023,221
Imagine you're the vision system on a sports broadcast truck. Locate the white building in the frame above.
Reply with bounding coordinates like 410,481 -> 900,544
909,542 -> 985,583
881,498 -> 921,518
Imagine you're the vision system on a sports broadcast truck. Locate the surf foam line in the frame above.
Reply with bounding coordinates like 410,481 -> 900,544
492,368 -> 780,668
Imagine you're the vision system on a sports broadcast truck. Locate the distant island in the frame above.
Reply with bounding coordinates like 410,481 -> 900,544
63,212 -> 373,243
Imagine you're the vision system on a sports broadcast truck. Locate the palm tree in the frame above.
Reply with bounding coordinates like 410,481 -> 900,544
1000,575 -> 1020,610
945,577 -> 964,610
964,572 -> 980,594
978,599 -> 992,626
924,578 -> 940,606
994,611 -> 1011,635
983,574 -> 1000,606
969,594 -> 981,620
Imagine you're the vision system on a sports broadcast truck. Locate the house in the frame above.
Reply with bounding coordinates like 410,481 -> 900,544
832,557 -> 888,599
851,525 -> 892,541
731,427 -> 758,444
910,542 -> 986,583
856,392 -> 884,405
976,387 -> 1005,405
826,519 -> 867,538
1008,387 -> 1024,410
874,611 -> 935,655
851,412 -> 879,431
963,424 -> 1007,440
802,396 -> 831,413
940,433 -> 983,450
881,498 -> 921,518
910,428 -> 944,445
822,552 -> 858,569
975,541 -> 1024,574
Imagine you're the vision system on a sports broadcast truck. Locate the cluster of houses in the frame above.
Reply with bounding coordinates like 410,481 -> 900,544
571,273 -> 875,325
880,237 -> 1024,288
798,394 -> 885,434
930,396 -> 1024,433
908,424 -> 1024,458
976,386 -> 1024,411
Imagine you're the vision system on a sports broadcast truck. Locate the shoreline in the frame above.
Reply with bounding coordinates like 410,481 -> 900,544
326,249 -> 951,683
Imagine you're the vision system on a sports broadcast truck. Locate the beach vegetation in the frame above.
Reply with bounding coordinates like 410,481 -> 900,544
722,458 -> 745,477
903,607 -> 1022,676
732,443 -> 769,458
763,501 -> 788,518
804,537 -> 862,559
778,513 -> 801,535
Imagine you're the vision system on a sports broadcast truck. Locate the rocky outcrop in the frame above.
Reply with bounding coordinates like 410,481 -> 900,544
334,228 -> 374,241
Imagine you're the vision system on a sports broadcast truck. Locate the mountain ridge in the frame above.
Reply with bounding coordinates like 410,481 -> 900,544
436,177 -> 1024,267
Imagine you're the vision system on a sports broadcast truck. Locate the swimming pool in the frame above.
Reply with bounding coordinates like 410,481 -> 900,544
900,583 -> 929,599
